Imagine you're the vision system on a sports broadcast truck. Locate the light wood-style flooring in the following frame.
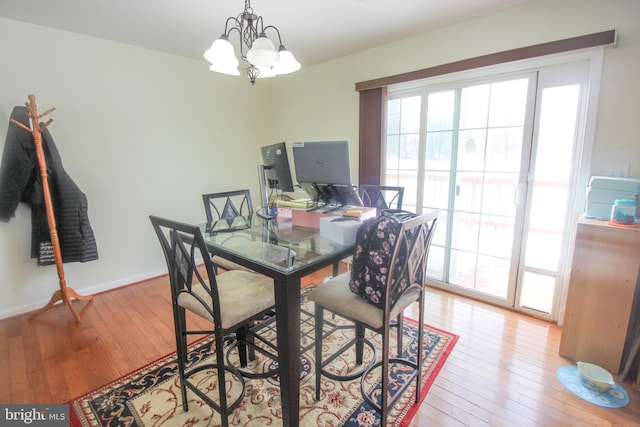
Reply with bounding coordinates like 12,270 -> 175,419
1,269 -> 639,426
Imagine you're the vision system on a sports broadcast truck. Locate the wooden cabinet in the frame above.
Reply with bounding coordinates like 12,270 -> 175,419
559,217 -> 640,374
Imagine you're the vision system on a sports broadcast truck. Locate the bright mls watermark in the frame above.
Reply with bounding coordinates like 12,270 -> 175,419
1,405 -> 68,426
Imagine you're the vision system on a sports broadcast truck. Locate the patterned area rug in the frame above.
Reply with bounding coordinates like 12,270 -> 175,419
69,299 -> 457,427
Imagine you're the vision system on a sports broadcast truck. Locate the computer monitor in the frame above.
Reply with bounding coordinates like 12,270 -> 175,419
292,141 -> 363,210
292,140 -> 353,186
261,142 -> 294,192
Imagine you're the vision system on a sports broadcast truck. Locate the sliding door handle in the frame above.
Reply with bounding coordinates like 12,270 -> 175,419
514,184 -> 524,206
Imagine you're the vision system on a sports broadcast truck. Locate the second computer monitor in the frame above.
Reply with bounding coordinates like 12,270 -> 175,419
261,142 -> 295,192
292,140 -> 352,186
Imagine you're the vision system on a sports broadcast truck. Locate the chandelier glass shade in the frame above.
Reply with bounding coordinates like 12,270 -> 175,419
204,0 -> 301,84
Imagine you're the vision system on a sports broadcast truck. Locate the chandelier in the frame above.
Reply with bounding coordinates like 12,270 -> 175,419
204,0 -> 301,85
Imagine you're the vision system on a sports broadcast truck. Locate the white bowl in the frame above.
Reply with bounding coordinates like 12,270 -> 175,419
577,361 -> 615,392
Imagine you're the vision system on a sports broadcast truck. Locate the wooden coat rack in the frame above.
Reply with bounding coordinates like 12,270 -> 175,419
11,95 -> 93,323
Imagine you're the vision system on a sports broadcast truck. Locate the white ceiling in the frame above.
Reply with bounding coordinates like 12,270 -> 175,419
0,0 -> 535,67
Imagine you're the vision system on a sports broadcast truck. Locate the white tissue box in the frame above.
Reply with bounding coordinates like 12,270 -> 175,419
319,216 -> 361,245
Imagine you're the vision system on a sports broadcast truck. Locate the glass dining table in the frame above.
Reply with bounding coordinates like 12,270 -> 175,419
200,216 -> 354,427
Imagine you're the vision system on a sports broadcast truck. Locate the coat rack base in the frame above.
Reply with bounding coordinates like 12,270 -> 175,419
29,287 -> 94,323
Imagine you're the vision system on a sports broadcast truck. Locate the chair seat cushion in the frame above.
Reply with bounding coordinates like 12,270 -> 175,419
177,270 -> 274,329
309,272 -> 420,330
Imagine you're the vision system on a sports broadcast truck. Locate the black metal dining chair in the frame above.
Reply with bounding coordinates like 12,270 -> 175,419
343,184 -> 406,270
202,190 -> 256,273
358,184 -> 405,212
149,215 -> 278,427
308,210 -> 439,426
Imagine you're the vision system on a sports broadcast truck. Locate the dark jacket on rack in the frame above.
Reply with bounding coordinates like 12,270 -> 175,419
0,106 -> 98,265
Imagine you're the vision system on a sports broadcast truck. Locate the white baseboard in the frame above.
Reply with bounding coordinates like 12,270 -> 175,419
0,268 -> 167,321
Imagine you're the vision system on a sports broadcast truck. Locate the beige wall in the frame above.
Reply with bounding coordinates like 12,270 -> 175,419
1,0 -> 638,318
0,18 -> 273,318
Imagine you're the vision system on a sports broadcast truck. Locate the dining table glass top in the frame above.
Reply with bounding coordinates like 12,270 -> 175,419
200,216 -> 354,274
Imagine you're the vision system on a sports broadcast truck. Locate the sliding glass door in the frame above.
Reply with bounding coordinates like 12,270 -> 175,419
385,58 -> 596,319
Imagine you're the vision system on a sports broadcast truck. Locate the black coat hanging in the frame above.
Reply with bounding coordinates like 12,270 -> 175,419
0,95 -> 95,322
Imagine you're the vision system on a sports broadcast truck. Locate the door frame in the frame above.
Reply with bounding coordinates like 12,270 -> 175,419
384,48 -> 604,321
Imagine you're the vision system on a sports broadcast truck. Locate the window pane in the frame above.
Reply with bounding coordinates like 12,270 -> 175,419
449,249 -> 476,289
456,172 -> 484,213
431,213 -> 448,247
387,98 -> 401,134
385,169 -> 400,186
451,211 -> 479,252
520,272 -> 555,314
423,172 -> 450,208
457,129 -> 487,172
460,84 -> 490,129
478,214 -> 514,258
397,170 -> 419,210
399,133 -> 419,169
427,91 -> 455,131
385,134 -> 400,172
475,255 -> 509,298
488,78 -> 528,127
427,245 -> 445,281
485,127 -> 524,173
400,96 -> 422,133
534,85 -> 579,182
480,172 -> 518,217
425,131 -> 452,170
385,96 -> 421,200
524,85 -> 579,271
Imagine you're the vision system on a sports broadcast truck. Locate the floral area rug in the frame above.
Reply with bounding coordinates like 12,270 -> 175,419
69,299 -> 457,427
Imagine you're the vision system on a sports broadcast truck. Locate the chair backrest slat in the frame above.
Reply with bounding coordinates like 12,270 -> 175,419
358,185 -> 404,212
386,211 -> 439,310
149,215 -> 221,322
202,190 -> 254,224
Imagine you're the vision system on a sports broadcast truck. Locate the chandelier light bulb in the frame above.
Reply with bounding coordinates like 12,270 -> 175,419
273,46 -> 301,75
204,36 -> 238,65
246,34 -> 280,67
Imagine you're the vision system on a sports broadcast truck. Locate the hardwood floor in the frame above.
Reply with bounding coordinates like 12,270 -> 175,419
1,269 -> 639,426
